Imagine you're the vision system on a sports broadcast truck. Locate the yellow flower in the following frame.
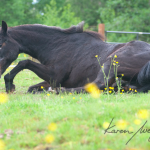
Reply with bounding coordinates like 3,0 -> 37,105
0,93 -> 8,104
95,55 -> 98,58
114,55 -> 117,58
121,74 -> 124,76
61,96 -> 63,98
137,109 -> 149,119
101,66 -> 103,68
116,119 -> 128,129
73,97 -> 75,99
48,123 -> 57,131
116,61 -> 119,64
120,93 -> 122,94
134,119 -> 141,125
18,54 -> 20,56
69,93 -> 72,95
45,134 -> 54,143
103,122 -> 110,129
122,89 -> 124,92
128,126 -> 134,132
24,54 -> 26,57
47,94 -> 50,96
113,63 -> 116,65
129,88 -> 131,91
84,83 -> 100,98
135,89 -> 137,92
109,91 -> 112,93
6,69 -> 9,71
0,139 -> 5,150
104,88 -> 107,90
80,97 -> 82,99
41,86 -> 44,89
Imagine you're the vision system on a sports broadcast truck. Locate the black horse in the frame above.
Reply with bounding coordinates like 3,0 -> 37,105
0,21 -> 150,93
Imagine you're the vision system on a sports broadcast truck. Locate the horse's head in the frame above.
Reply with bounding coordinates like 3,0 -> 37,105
0,21 -> 19,77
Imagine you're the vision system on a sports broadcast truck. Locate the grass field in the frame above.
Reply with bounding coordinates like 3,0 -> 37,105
1,69 -> 150,150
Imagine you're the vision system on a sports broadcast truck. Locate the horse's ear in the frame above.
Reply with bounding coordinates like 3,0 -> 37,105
2,21 -> 7,34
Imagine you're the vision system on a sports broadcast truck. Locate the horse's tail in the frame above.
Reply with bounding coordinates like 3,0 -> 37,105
137,61 -> 150,92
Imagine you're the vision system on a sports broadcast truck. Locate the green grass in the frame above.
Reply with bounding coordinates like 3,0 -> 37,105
1,69 -> 150,150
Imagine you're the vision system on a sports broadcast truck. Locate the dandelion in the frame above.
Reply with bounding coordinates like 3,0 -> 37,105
104,88 -> 107,90
101,66 -> 103,68
134,119 -> 141,125
18,54 -> 20,56
84,83 -> 100,98
6,69 -> 9,71
41,86 -> 44,89
137,109 -> 149,119
0,93 -> 8,104
121,74 -> 124,76
48,123 -> 57,131
24,54 -> 26,57
45,134 -> 54,143
122,89 -> 124,92
47,94 -> 50,96
114,55 -> 117,58
61,96 -> 63,98
116,120 -> 128,129
128,126 -> 134,132
120,93 -> 122,94
80,97 -> 82,99
95,55 -> 98,58
116,61 -> 119,64
103,122 -> 110,129
109,91 -> 112,93
69,93 -> 72,95
0,139 -> 5,150
113,63 -> 116,65
73,97 -> 75,99
135,89 -> 137,92
129,88 -> 131,91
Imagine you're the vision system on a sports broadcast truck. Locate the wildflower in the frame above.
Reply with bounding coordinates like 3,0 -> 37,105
128,126 -> 134,132
116,61 -> 119,64
47,94 -> 50,96
73,97 -> 75,99
134,119 -> 141,125
129,88 -> 131,91
6,69 -> 9,71
95,55 -> 98,58
48,123 -> 57,131
18,54 -> 20,56
101,66 -> 103,68
24,54 -> 26,57
121,74 -> 124,76
104,88 -> 107,90
84,83 -> 100,98
109,91 -> 112,93
114,55 -> 117,58
113,63 -> 116,65
69,93 -> 72,95
80,97 -> 82,99
116,119 -> 128,129
122,89 -> 124,92
0,139 -> 5,150
45,134 -> 54,143
61,96 -> 63,98
135,89 -> 137,92
41,86 -> 44,89
103,122 -> 110,129
120,93 -> 122,94
0,93 -> 8,104
113,60 -> 116,62
137,109 -> 149,119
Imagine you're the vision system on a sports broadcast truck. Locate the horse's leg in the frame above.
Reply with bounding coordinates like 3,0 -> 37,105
4,60 -> 59,93
93,63 -> 116,90
27,81 -> 53,93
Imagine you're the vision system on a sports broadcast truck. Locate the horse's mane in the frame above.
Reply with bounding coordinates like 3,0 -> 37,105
9,21 -> 104,40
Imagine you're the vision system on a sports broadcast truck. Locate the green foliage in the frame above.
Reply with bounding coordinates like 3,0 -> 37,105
41,0 -> 82,28
0,0 -> 39,26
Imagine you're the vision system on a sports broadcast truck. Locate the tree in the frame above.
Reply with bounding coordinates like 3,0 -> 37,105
41,0 -> 82,28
